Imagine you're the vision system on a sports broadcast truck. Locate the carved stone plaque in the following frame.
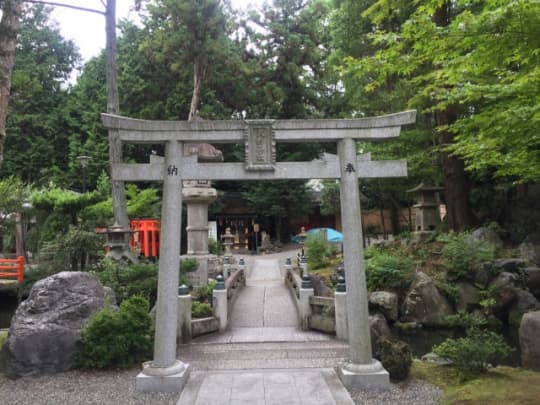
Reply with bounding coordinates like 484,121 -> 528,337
245,120 -> 276,171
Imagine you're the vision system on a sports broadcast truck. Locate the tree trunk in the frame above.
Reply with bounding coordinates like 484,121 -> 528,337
432,2 -> 473,232
188,57 -> 205,121
437,106 -> 473,231
105,0 -> 128,228
0,0 -> 23,168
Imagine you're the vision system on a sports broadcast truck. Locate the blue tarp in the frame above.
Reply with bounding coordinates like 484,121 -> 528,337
306,227 -> 343,243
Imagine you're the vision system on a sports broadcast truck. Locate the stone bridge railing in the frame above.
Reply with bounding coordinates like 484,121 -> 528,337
284,260 -> 348,339
177,263 -> 246,344
225,267 -> 246,314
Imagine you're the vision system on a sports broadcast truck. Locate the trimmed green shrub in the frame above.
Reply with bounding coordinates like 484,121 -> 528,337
79,296 -> 153,368
94,260 -> 158,305
192,301 -> 213,319
432,327 -> 513,373
305,233 -> 331,270
366,252 -> 414,292
208,238 -> 223,256
180,258 -> 198,274
440,233 -> 495,281
376,336 -> 412,382
196,280 -> 217,304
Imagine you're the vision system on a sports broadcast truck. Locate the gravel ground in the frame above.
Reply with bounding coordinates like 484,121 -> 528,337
350,379 -> 442,405
0,368 -> 178,405
0,369 -> 442,405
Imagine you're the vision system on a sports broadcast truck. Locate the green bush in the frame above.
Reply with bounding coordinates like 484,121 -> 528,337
440,233 -> 495,281
196,280 -> 217,304
432,327 -> 513,373
305,233 -> 331,270
376,336 -> 412,382
180,258 -> 198,274
366,252 -> 414,292
192,301 -> 213,318
79,296 -> 153,368
208,238 -> 223,256
94,260 -> 158,305
443,311 -> 488,330
435,281 -> 461,306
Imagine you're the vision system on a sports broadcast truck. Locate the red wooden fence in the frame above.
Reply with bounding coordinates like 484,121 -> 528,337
0,256 -> 24,283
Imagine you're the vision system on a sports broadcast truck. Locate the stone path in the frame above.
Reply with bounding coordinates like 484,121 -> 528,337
177,252 -> 354,405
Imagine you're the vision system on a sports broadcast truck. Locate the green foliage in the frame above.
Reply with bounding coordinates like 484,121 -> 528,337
443,311 -> 488,330
435,281 -> 461,307
83,180 -> 160,227
341,0 -> 540,184
191,301 -> 213,319
94,260 -> 158,306
440,233 -> 495,281
319,180 -> 340,216
79,296 -> 153,369
2,4 -> 80,186
433,327 -> 513,373
366,250 -> 414,292
49,225 -> 104,271
0,330 -> 8,348
376,335 -> 413,382
208,238 -> 223,256
196,280 -> 217,304
180,258 -> 198,274
305,232 -> 332,270
242,180 -> 313,242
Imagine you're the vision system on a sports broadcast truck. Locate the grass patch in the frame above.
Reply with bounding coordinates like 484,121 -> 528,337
412,360 -> 540,404
0,330 -> 7,381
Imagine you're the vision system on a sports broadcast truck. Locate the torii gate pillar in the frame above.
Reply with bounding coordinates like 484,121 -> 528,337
337,137 -> 389,388
136,140 -> 191,392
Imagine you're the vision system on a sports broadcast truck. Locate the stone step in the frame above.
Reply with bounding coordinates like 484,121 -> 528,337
179,341 -> 350,371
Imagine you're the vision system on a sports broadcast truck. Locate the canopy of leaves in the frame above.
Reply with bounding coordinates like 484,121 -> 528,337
2,4 -> 80,185
343,0 -> 540,184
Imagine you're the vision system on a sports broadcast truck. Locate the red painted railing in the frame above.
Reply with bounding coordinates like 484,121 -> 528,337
0,256 -> 24,283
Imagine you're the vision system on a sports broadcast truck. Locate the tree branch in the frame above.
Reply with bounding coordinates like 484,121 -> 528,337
24,0 -> 105,15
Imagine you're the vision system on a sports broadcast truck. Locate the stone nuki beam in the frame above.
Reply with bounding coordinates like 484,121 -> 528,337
111,156 -> 407,182
101,110 -> 416,144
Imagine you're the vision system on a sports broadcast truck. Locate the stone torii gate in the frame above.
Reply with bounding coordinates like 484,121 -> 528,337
102,110 -> 416,393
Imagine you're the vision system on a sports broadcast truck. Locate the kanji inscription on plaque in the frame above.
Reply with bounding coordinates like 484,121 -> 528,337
245,120 -> 276,171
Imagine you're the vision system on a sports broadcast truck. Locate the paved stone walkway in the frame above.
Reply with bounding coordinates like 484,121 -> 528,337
177,252 -> 354,405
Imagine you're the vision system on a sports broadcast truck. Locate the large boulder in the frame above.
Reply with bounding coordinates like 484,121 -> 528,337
508,290 -> 540,328
492,258 -> 526,274
369,291 -> 399,322
455,282 -> 481,312
524,267 -> 540,299
400,272 -> 453,326
2,271 -> 112,378
519,233 -> 540,265
369,312 -> 391,355
519,310 -> 540,370
469,226 -> 503,249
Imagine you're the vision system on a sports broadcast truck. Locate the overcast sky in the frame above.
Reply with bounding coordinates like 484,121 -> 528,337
51,0 -> 264,63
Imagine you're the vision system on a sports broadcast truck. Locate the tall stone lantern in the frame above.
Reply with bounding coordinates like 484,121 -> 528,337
407,181 -> 444,233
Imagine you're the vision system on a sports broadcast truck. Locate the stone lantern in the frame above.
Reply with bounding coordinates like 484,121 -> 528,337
222,227 -> 235,257
100,222 -> 137,262
407,181 -> 444,232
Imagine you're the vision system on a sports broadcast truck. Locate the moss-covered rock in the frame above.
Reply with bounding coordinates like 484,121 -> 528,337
376,335 -> 412,381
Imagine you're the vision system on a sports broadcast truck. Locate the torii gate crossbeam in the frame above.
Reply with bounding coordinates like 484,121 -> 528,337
102,110 -> 417,393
